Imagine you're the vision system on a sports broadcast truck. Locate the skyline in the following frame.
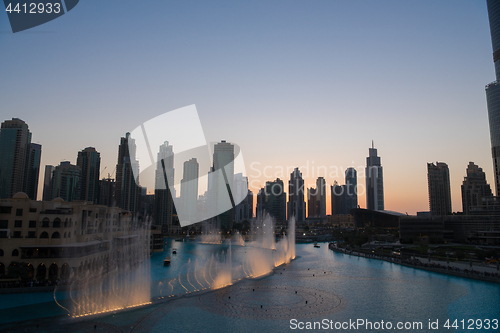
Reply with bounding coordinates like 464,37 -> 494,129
0,0 -> 495,215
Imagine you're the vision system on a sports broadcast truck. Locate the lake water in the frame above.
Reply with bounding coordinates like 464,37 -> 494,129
1,240 -> 499,332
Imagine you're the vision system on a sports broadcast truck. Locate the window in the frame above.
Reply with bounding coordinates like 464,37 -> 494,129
27,231 -> 36,238
39,231 -> 48,238
29,220 -> 36,228
51,232 -> 60,239
11,249 -> 19,256
53,218 -> 61,228
12,231 -> 21,238
0,220 -> 7,229
0,231 -> 7,238
29,208 -> 37,213
14,220 -> 22,228
0,207 -> 11,214
16,209 -> 23,216
42,218 -> 49,228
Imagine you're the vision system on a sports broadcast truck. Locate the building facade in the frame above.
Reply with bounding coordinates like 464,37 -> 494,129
365,142 -> 384,211
77,147 -> 101,204
0,193 -> 140,281
115,133 -> 141,213
461,162 -> 493,215
486,0 -> 500,196
49,162 -> 82,202
427,162 -> 452,216
0,118 -> 41,200
287,167 -> 306,222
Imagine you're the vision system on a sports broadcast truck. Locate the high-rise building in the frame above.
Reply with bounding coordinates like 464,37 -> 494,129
264,178 -> 287,222
486,0 -> 500,196
212,141 -> 235,229
115,133 -> 141,213
77,147 -> 101,204
344,167 -> 358,213
366,142 -> 384,211
49,161 -> 82,202
331,180 -> 342,215
461,162 -> 493,215
42,165 -> 54,201
180,158 -> 199,223
427,162 -> 452,216
233,173 -> 253,222
256,187 -> 266,217
287,167 -> 306,222
0,118 -> 41,200
25,143 -> 41,200
307,177 -> 326,218
99,176 -> 115,207
154,141 -> 174,234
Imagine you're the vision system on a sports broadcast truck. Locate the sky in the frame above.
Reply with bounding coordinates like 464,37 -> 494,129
0,0 -> 495,215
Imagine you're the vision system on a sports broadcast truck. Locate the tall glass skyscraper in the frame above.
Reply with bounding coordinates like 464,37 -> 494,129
365,142 -> 384,211
0,118 -> 41,200
77,147 -> 101,204
486,0 -> 500,196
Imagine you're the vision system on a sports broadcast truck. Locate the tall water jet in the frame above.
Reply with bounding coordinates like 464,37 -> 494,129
68,218 -> 151,318
211,240 -> 233,289
232,231 -> 245,246
200,220 -> 222,244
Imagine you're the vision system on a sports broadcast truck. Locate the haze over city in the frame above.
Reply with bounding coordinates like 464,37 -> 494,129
0,0 -> 494,215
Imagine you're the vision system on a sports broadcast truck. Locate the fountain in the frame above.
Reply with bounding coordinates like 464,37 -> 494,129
64,219 -> 152,318
199,220 -> 222,244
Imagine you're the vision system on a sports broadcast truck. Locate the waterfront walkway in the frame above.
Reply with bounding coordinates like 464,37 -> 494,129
328,243 -> 500,284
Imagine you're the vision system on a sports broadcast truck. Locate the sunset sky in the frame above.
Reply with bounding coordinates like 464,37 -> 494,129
0,0 -> 495,215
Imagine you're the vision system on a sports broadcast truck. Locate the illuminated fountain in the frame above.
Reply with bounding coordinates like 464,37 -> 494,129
65,220 -> 151,318
200,220 -> 222,244
232,231 -> 245,246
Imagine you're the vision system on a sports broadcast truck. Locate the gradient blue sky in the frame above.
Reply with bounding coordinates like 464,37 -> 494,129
0,0 -> 494,214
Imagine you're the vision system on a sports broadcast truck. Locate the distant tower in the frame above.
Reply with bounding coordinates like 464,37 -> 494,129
461,162 -> 493,214
233,173 -> 253,221
77,147 -> 101,204
0,118 -> 41,199
288,167 -> 306,222
49,161 -> 82,202
365,142 -> 384,211
344,167 -> 358,213
330,180 -> 342,215
154,141 -> 174,234
486,0 -> 500,196
265,178 -> 287,222
42,165 -> 54,201
180,158 -> 199,223
427,162 -> 452,216
115,133 -> 141,213
308,177 -> 326,218
25,143 -> 41,200
212,141 -> 235,229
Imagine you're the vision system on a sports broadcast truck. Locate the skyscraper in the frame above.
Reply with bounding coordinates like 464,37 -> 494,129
486,0 -> 500,196
427,162 -> 452,216
344,167 -> 358,212
265,178 -> 287,222
212,141 -> 235,229
154,141 -> 174,234
233,173 -> 253,222
49,161 -> 82,202
461,162 -> 493,214
25,143 -> 41,200
0,118 -> 41,200
287,167 -> 306,222
330,181 -> 342,215
308,177 -> 326,218
77,147 -> 101,204
42,165 -> 54,201
180,158 -> 199,223
115,133 -> 141,213
365,142 -> 384,211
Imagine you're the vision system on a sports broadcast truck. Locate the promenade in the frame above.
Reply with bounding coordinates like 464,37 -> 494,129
328,243 -> 500,284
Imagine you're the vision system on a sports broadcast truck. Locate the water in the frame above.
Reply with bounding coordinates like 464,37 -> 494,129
1,238 -> 499,332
